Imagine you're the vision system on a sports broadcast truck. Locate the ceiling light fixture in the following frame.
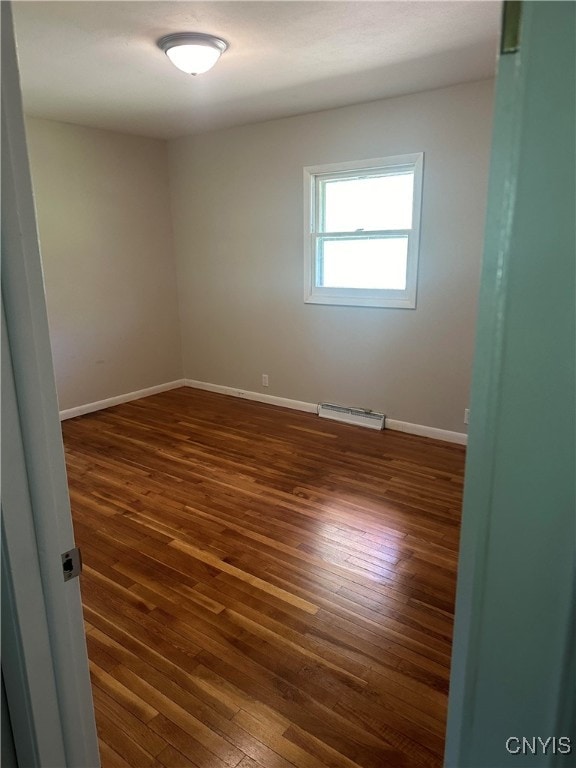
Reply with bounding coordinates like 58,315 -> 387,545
157,33 -> 228,76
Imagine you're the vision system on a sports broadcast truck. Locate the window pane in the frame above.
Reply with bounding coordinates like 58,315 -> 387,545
319,237 -> 408,290
322,173 -> 413,232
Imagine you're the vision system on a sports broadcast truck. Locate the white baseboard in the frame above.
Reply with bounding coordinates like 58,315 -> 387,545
185,379 -> 467,446
184,379 -> 317,414
385,419 -> 467,446
59,380 -> 186,421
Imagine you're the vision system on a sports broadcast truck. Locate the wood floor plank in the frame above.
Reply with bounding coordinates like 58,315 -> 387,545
156,744 -> 205,768
97,739 -> 134,768
91,707 -> 164,767
89,661 -> 158,724
150,715 -> 233,768
92,684 -> 167,757
63,387 -> 465,767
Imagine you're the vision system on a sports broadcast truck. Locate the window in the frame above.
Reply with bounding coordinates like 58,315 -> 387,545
303,153 -> 423,308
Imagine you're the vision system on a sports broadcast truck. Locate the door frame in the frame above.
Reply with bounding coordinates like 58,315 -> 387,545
445,2 -> 575,765
1,3 -> 99,765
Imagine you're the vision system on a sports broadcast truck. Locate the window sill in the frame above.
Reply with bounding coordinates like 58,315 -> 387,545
305,292 -> 416,309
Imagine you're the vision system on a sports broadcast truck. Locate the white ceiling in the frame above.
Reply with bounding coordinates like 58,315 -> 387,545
13,1 -> 501,140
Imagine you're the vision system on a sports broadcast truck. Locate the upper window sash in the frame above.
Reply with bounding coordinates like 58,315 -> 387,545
309,157 -> 421,237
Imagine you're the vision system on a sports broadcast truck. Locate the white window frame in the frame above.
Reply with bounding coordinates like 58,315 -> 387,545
303,153 -> 423,308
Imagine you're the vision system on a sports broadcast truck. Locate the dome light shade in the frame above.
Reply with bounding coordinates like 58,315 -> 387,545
158,33 -> 228,75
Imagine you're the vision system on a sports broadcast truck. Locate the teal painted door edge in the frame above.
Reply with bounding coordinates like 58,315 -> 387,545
2,3 -> 100,765
445,2 -> 576,767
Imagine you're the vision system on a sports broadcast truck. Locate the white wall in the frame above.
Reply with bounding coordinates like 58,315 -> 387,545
168,80 -> 494,433
26,118 -> 183,411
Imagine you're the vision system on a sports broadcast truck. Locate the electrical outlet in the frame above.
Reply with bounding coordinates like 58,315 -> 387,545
262,374 -> 269,387
464,408 -> 470,425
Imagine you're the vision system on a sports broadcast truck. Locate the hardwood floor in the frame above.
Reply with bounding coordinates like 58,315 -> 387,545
63,387 -> 465,768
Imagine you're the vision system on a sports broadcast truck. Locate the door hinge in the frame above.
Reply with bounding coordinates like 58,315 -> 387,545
61,547 -> 82,581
